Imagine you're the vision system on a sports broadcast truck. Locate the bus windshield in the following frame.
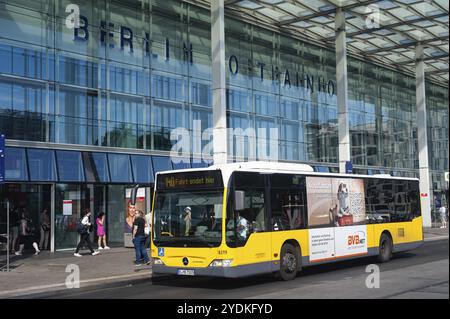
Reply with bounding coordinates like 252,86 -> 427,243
153,190 -> 224,247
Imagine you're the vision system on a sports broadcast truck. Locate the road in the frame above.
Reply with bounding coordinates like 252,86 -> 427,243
30,239 -> 449,299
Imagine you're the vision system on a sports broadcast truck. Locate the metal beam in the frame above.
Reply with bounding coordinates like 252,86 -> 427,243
365,36 -> 449,54
225,0 -> 243,5
331,12 -> 449,40
278,0 -> 383,26
426,68 -> 449,75
396,53 -> 449,65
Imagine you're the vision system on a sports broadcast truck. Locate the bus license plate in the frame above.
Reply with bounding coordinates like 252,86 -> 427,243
177,269 -> 195,276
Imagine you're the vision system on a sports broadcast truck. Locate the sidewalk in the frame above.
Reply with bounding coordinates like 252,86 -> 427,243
0,247 -> 152,298
0,228 -> 447,298
423,227 -> 449,241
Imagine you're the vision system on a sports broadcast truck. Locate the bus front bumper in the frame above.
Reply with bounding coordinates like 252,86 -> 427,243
152,262 -> 275,278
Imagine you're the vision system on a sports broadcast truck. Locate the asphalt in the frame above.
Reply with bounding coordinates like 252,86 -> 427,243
8,232 -> 448,299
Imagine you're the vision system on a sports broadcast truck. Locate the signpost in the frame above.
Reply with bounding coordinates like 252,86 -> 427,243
0,134 -> 9,271
0,134 -> 5,184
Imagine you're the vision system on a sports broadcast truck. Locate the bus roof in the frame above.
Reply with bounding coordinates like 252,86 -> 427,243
155,161 -> 419,187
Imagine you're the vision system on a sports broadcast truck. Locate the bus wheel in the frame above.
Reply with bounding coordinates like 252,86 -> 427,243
278,243 -> 299,281
378,233 -> 393,263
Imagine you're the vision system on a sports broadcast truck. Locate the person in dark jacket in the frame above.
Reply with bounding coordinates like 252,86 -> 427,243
15,211 -> 40,255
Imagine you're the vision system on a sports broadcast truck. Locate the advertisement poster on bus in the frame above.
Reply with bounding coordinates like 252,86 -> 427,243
306,177 -> 366,227
306,177 -> 368,262
309,225 -> 368,262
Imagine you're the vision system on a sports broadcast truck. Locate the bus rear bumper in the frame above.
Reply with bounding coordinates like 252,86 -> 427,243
152,261 -> 275,278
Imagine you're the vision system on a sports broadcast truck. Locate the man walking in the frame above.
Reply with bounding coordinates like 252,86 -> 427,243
74,209 -> 99,257
133,210 -> 150,266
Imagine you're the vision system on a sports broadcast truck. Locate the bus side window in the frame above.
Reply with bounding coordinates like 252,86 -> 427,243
270,174 -> 307,231
409,181 -> 421,219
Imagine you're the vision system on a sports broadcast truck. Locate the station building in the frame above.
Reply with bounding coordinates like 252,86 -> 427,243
0,0 -> 448,251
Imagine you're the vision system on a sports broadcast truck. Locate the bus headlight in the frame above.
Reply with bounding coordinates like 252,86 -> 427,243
153,258 -> 164,265
209,259 -> 233,267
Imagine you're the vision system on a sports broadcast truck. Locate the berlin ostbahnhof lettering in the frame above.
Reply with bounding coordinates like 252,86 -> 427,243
74,15 -> 336,96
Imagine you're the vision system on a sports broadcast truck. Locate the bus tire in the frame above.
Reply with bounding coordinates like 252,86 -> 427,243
278,243 -> 299,281
377,233 -> 393,263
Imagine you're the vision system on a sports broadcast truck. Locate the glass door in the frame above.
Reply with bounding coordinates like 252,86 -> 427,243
55,184 -> 85,250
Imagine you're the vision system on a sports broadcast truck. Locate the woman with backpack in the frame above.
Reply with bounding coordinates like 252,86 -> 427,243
74,209 -> 99,257
15,210 -> 40,256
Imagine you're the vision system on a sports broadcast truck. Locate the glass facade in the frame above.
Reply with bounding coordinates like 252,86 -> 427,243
0,0 -> 447,174
0,0 -> 448,245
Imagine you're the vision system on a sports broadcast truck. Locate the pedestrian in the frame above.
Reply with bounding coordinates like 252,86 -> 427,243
15,211 -> 40,255
9,204 -> 20,254
132,210 -> 150,266
74,208 -> 99,257
144,211 -> 152,249
439,205 -> 447,228
96,212 -> 110,250
39,208 -> 50,250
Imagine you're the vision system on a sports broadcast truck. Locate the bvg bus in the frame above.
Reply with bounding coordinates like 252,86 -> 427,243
150,161 -> 423,280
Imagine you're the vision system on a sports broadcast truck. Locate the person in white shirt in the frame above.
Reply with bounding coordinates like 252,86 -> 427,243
227,211 -> 249,241
74,209 -> 99,257
144,211 -> 152,248
439,205 -> 447,228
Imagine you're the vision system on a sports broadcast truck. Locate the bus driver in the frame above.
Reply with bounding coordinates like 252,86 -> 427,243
227,210 -> 249,241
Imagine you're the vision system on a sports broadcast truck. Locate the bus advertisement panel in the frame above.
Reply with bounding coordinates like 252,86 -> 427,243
306,177 -> 368,262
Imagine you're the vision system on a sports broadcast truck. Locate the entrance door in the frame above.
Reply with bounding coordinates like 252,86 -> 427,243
54,184 -> 87,250
2,184 -> 51,251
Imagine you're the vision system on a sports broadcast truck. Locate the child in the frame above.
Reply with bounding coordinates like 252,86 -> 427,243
96,212 -> 110,250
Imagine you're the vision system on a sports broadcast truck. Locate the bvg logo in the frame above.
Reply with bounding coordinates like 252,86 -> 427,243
348,231 -> 366,246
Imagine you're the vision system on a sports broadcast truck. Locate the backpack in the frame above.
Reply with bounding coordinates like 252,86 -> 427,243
76,218 -> 87,235
26,218 -> 36,235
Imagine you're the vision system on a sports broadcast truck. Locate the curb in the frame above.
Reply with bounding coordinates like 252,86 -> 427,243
424,235 -> 449,242
1,271 -> 153,299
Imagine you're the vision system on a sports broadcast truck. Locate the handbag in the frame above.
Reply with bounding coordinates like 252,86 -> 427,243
42,224 -> 50,232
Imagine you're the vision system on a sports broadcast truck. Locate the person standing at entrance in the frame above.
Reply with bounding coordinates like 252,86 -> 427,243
132,210 -> 150,266
74,209 -> 99,257
9,204 -> 20,254
96,212 -> 110,250
39,208 -> 50,250
15,211 -> 40,256
439,205 -> 447,228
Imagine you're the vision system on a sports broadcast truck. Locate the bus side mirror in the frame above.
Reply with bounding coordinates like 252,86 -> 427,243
234,191 -> 245,211
130,185 -> 140,205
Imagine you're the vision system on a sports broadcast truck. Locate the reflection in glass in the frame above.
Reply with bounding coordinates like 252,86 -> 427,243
56,150 -> 85,182
27,149 -> 57,181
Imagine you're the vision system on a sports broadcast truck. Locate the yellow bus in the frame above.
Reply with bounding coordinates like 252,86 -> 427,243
150,161 -> 423,280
